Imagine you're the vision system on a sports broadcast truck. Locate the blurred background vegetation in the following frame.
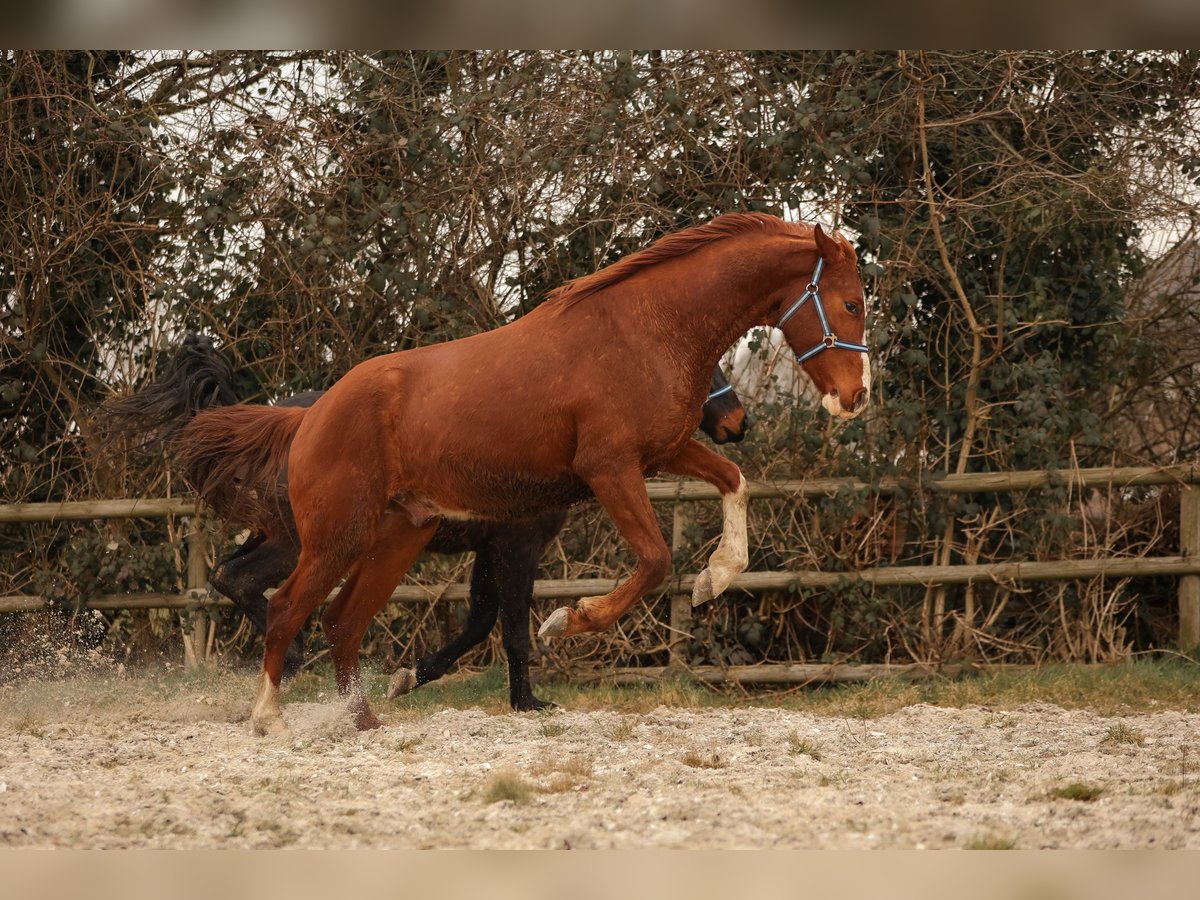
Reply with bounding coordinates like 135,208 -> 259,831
3,51 -> 1200,675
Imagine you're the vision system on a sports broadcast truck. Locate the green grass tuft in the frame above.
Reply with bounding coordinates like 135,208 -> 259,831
1101,722 -> 1146,747
786,731 -> 823,760
483,769 -> 536,805
965,833 -> 1017,850
681,750 -> 727,769
1050,782 -> 1105,802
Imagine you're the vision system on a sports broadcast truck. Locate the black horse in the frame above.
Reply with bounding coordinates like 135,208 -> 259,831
100,334 -> 748,709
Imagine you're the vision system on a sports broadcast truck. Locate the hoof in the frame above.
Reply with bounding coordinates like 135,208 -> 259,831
514,695 -> 559,712
251,714 -> 288,737
692,568 -> 714,607
387,668 -> 418,700
354,710 -> 384,731
538,606 -> 572,638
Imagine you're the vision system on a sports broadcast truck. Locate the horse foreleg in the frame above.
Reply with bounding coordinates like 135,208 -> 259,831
538,468 -> 670,638
322,512 -> 437,730
660,439 -> 748,606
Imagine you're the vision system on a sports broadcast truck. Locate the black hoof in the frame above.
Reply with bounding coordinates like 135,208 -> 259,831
513,694 -> 558,712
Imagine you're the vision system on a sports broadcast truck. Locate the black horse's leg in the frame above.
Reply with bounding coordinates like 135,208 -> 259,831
208,533 -> 305,679
497,550 -> 551,711
387,556 -> 501,698
495,517 -> 564,711
387,512 -> 566,708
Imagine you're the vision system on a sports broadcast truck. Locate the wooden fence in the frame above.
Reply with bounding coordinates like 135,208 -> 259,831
3,463 -> 1200,682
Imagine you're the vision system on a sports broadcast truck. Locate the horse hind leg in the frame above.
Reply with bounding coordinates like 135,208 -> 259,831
322,511 -> 437,730
251,548 -> 348,736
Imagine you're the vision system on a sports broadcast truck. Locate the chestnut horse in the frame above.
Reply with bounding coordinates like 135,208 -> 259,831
98,334 -> 747,710
179,213 -> 871,734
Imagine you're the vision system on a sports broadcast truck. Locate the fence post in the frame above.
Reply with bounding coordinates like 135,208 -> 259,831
1180,487 -> 1200,651
669,501 -> 691,668
184,512 -> 211,670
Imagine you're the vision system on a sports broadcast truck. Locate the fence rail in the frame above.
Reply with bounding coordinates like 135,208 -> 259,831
4,463 -> 1200,678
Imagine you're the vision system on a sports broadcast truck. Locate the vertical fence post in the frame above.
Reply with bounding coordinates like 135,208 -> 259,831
1179,487 -> 1200,651
184,511 -> 210,670
669,500 -> 691,668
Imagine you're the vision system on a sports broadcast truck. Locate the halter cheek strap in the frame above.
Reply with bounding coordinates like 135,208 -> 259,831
776,256 -> 869,364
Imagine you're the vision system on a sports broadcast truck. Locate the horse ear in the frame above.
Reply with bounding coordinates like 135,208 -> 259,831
813,223 -> 847,262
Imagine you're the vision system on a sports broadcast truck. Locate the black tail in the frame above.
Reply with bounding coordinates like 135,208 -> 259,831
94,333 -> 237,456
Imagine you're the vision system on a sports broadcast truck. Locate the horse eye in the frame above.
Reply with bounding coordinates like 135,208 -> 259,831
844,301 -> 860,316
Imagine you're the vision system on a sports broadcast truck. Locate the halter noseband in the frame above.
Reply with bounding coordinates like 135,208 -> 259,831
706,383 -> 734,401
775,257 -> 869,364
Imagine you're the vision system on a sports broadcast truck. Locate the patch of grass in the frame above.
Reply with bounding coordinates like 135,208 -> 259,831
539,721 -> 569,738
680,750 -> 727,769
381,665 -> 510,715
1101,722 -> 1146,747
965,833 -> 1017,850
1154,780 -> 1183,796
543,773 -> 583,794
605,718 -> 636,741
1049,782 -> 1105,802
786,731 -> 823,760
392,736 -> 422,752
483,769 -> 536,805
12,712 -> 45,737
818,772 -> 853,788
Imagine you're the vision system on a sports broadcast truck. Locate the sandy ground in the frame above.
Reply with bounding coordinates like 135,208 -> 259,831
0,669 -> 1197,849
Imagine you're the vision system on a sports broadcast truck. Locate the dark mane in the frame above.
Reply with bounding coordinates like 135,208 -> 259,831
547,213 -> 811,311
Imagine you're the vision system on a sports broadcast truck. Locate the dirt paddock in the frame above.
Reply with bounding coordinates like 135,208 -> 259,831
0,667 -> 1197,849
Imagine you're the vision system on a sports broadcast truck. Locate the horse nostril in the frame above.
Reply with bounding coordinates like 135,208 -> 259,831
851,388 -> 868,412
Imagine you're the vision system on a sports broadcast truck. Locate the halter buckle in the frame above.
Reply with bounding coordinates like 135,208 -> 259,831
822,334 -> 837,349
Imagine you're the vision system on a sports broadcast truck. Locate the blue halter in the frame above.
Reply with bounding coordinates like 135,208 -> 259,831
706,383 -> 734,401
775,257 -> 869,364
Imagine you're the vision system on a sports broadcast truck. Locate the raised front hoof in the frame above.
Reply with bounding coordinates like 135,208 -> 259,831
537,606 -> 573,638
386,668 -> 418,700
513,695 -> 558,713
251,713 -> 288,738
692,569 -> 715,607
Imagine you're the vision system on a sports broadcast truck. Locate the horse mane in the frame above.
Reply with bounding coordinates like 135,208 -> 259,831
546,213 -> 811,311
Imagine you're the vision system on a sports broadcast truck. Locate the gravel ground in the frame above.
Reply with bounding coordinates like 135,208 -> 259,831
1,670 -> 1197,849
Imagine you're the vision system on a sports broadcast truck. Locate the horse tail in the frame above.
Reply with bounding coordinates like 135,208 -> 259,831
175,404 -> 308,529
94,333 -> 238,454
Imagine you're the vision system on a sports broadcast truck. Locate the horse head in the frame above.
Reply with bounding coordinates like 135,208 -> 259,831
700,364 -> 748,444
774,224 -> 871,420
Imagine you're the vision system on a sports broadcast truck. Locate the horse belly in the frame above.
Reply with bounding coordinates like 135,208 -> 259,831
455,466 -> 593,520
399,465 -> 591,524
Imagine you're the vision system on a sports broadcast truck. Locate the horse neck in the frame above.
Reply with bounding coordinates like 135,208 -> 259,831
635,233 -> 817,381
